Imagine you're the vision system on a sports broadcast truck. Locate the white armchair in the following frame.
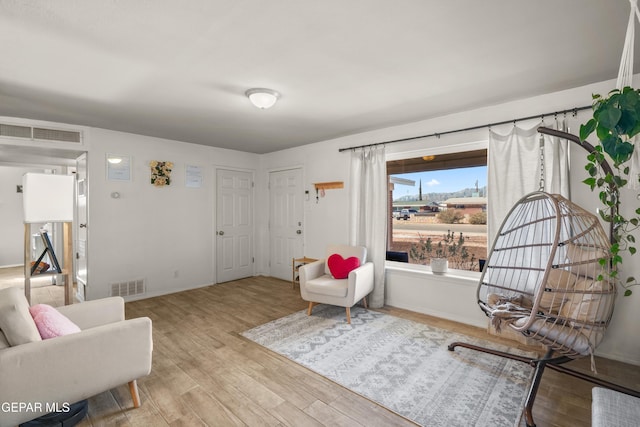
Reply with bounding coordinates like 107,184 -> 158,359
0,288 -> 152,427
299,244 -> 374,323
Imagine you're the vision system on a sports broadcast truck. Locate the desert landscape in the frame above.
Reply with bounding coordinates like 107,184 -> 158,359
388,214 -> 487,271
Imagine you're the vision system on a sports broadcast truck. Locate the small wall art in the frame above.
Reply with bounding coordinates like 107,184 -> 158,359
150,160 -> 173,187
106,154 -> 131,182
185,165 -> 203,188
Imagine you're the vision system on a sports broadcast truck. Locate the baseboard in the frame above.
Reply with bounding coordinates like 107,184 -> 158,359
594,349 -> 640,366
0,263 -> 23,269
110,273 -> 268,302
388,301 -> 640,366
385,301 -> 487,329
118,281 -> 216,302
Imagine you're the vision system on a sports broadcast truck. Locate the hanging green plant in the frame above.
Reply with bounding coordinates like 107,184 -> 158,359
580,86 -> 640,296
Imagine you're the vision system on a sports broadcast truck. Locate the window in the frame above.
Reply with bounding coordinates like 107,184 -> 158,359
387,149 -> 488,272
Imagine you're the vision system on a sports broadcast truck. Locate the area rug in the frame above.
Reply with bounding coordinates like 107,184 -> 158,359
241,305 -> 534,427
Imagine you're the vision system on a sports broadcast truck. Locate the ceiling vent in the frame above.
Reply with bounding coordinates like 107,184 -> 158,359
0,123 -> 32,138
33,127 -> 81,143
0,122 -> 82,143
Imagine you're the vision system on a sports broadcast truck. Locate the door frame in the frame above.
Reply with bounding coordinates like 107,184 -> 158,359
267,165 -> 305,280
213,166 -> 256,283
74,152 -> 88,302
0,150 -> 87,300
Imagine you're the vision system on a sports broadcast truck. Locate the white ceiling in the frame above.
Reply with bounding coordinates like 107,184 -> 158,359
0,1 -> 636,154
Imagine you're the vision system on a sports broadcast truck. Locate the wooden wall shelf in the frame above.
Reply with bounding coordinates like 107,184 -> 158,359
313,181 -> 344,190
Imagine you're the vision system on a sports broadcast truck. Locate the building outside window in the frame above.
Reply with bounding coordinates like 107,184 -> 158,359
387,149 -> 488,272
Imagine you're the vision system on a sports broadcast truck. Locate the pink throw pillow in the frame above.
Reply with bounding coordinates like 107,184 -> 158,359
327,254 -> 361,279
29,304 -> 49,317
29,304 -> 81,340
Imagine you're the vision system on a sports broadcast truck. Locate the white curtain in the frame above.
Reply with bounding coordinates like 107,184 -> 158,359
541,120 -> 571,198
618,0 -> 640,188
628,137 -> 640,190
349,145 -> 387,308
488,122 -> 570,244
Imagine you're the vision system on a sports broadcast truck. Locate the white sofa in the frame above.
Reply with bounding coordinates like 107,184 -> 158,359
0,287 -> 152,427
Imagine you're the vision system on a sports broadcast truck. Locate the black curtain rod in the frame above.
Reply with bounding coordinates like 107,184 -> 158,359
338,105 -> 593,152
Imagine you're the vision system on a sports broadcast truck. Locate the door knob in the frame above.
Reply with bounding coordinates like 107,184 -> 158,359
218,231 -> 224,236
79,224 -> 87,228
296,230 -> 302,234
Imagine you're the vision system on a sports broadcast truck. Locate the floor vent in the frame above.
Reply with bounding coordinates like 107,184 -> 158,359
110,279 -> 145,297
0,122 -> 82,143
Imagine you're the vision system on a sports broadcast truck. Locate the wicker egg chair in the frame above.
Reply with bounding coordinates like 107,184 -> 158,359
449,191 -> 629,427
483,191 -> 615,357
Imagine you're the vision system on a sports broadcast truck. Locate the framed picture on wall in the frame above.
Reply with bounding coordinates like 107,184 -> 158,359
106,154 -> 131,182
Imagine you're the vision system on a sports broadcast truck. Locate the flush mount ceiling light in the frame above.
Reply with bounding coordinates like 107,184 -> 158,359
245,88 -> 280,109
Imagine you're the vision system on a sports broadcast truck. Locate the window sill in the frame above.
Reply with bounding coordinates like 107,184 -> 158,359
384,261 -> 480,286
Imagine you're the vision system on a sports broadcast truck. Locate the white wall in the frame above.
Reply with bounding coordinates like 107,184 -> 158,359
83,128 -> 259,300
256,139 -> 350,274
0,119 -> 259,301
260,76 -> 640,365
0,165 -> 60,267
2,74 -> 639,364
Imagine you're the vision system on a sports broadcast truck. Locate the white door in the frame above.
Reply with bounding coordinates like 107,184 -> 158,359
216,169 -> 253,283
75,153 -> 88,301
269,168 -> 304,281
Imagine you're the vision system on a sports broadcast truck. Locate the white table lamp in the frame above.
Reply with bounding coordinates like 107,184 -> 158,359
22,173 -> 74,223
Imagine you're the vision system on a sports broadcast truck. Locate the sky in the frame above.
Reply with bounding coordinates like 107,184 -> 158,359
391,166 -> 487,199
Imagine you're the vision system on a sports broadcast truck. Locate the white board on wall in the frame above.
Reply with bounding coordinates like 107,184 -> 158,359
22,173 -> 74,223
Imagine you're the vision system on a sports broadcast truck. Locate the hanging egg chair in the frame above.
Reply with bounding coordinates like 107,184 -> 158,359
481,191 -> 615,356
450,191 -> 622,427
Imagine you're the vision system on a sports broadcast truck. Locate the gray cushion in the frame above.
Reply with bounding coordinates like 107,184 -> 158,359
0,287 -> 42,346
592,387 -> 640,427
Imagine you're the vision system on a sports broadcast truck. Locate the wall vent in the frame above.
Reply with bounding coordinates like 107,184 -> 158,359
0,122 -> 82,143
110,279 -> 146,297
0,123 -> 32,138
33,127 -> 81,143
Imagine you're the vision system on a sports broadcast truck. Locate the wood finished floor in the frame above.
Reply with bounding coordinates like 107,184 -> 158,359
3,273 -> 639,426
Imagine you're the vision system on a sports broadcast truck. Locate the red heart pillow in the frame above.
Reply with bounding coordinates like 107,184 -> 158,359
327,254 -> 360,279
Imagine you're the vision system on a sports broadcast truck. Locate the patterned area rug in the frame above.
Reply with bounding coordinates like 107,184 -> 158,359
241,305 -> 534,427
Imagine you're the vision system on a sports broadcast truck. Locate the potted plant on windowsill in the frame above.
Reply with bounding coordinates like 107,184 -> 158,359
580,86 -> 640,295
430,245 -> 449,275
409,230 -> 476,274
